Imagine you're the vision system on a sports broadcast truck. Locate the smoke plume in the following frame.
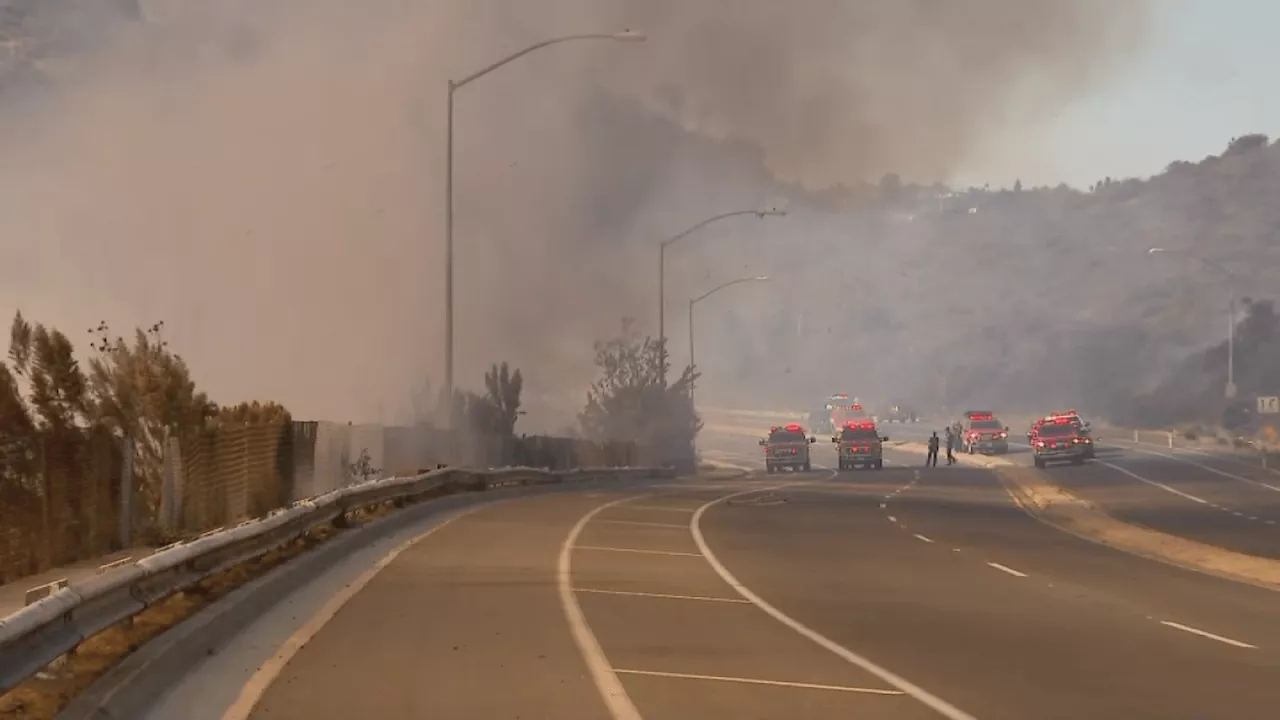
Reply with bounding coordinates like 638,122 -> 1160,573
0,0 -> 1152,425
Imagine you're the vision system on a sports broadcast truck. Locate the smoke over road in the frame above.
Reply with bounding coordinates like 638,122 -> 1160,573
0,0 -> 1153,426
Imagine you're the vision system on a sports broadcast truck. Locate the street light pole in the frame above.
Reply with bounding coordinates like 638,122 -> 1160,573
657,208 -> 786,386
1148,247 -> 1238,399
687,276 -> 770,407
444,30 -> 646,413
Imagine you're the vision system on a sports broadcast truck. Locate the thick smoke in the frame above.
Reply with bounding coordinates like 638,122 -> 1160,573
0,1 -> 1152,425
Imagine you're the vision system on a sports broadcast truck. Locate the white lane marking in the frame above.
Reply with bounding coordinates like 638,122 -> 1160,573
1119,444 -> 1280,492
690,484 -> 978,720
575,545 -> 702,557
913,533 -> 935,544
626,505 -> 698,513
574,587 -> 750,604
987,562 -> 1028,578
1159,621 -> 1257,649
1100,461 -> 1210,505
598,519 -> 690,529
613,668 -> 905,695
559,497 -> 646,720
887,515 -> 897,523
222,505 -> 485,720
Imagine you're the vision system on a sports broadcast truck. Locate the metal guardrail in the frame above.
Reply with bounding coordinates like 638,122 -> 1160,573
0,464 -> 669,694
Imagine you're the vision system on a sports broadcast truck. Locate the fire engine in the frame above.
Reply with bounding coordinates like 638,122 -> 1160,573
833,420 -> 888,471
1027,415 -> 1091,468
760,423 -> 815,473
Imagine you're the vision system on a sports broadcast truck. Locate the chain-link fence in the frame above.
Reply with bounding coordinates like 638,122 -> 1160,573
0,428 -> 125,584
0,420 -> 640,584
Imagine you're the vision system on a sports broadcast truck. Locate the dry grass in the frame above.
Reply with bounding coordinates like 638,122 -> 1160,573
0,479 -> 476,719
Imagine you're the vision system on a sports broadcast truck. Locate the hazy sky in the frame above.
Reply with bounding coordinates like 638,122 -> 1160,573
961,0 -> 1278,189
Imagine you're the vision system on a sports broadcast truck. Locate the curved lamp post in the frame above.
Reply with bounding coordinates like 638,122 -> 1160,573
1148,247 -> 1239,398
688,276 -> 770,407
657,208 -> 786,385
443,30 -> 646,406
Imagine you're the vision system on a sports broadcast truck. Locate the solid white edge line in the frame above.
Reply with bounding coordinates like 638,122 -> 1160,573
986,562 -> 1028,578
1159,621 -> 1257,649
221,505 -> 485,720
626,505 -> 698,513
913,534 -> 934,544
559,497 -> 646,720
689,479 -> 979,720
575,546 -> 702,557
1100,461 -> 1210,505
612,668 -> 905,695
574,587 -> 750,603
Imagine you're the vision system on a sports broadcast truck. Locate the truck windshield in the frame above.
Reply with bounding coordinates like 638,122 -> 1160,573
1037,424 -> 1076,438
769,431 -> 806,443
840,428 -> 880,441
970,420 -> 1003,430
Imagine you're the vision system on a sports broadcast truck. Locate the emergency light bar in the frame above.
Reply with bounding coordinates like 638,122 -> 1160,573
968,412 -> 994,420
785,423 -> 803,432
852,404 -> 863,410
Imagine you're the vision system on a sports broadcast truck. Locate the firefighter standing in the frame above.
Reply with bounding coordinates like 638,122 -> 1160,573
945,427 -> 956,465
927,432 -> 940,467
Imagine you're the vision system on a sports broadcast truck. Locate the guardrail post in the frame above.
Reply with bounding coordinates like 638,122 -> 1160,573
1133,429 -> 1138,443
1167,431 -> 1174,449
119,435 -> 133,548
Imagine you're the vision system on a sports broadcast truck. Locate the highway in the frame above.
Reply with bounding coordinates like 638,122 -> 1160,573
884,420 -> 1280,561
161,429 -> 1280,720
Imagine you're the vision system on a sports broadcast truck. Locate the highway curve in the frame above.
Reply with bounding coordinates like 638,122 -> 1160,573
148,434 -> 1280,720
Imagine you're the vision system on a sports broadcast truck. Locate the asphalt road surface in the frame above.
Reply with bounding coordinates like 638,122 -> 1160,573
230,436 -> 1280,719
882,420 -> 1280,561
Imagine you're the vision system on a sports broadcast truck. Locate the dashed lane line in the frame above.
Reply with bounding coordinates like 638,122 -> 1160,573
1101,460 -> 1280,525
1159,621 -> 1257,649
987,562 -> 1029,578
612,669 -> 906,696
690,482 -> 978,720
913,534 -> 935,544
